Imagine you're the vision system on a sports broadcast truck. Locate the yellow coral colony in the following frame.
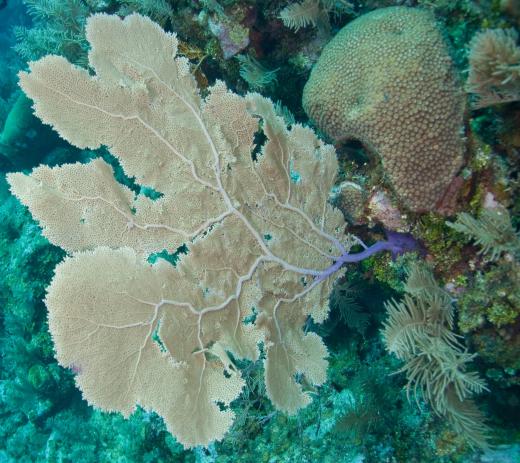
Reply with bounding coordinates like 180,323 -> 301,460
303,7 -> 465,212
7,14 -> 349,447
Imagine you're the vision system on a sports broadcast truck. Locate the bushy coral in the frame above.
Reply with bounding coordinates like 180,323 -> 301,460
447,206 -> 520,261
382,263 -> 489,448
236,54 -> 279,90
13,0 -> 91,65
118,0 -> 173,25
279,0 -> 354,36
466,28 -> 520,108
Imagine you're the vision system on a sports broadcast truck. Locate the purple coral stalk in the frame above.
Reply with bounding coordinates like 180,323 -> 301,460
314,231 -> 419,285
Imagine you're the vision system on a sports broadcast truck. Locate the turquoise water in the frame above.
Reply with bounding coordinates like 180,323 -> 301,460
1,1 -> 519,462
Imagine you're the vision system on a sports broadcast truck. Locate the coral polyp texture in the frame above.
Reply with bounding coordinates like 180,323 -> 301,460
7,13 -> 356,448
302,6 -> 465,212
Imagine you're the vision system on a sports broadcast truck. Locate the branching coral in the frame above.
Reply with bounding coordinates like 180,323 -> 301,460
447,206 -> 520,261
279,0 -> 353,32
117,0 -> 172,25
279,0 -> 325,31
236,55 -> 279,91
329,276 -> 369,334
13,0 -> 174,66
382,264 -> 489,448
7,13 -> 416,448
13,0 -> 91,65
466,28 -> 520,108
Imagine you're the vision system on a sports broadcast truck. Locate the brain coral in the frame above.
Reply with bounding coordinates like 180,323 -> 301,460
302,6 -> 465,212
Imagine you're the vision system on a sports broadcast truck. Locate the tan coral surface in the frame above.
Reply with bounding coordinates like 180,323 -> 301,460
7,14 -> 348,448
303,6 -> 465,212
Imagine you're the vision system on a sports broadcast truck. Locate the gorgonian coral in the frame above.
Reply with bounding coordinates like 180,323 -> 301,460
7,13 -> 413,448
466,28 -> 520,108
382,264 -> 489,448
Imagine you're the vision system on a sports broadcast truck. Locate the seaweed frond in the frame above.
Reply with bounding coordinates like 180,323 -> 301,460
405,264 -> 454,328
382,295 -> 428,357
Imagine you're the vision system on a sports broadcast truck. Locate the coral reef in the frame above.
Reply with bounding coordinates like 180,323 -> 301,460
1,0 -> 520,460
367,190 -> 406,231
302,6 -> 466,212
7,12 -> 417,449
448,206 -> 520,392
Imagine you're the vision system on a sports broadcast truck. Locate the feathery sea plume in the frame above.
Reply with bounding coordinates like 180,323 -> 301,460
382,263 -> 489,448
466,28 -> 520,108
